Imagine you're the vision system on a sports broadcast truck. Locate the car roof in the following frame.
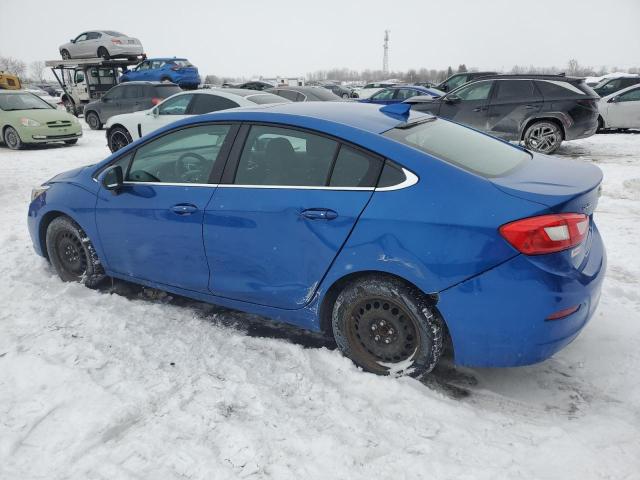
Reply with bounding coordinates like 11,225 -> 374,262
182,101 -> 428,135
473,74 -> 586,83
146,58 -> 188,62
218,88 -> 279,97
115,81 -> 176,86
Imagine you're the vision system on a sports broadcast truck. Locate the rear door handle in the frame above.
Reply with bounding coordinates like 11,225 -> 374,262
300,208 -> 338,220
473,106 -> 488,112
170,203 -> 198,215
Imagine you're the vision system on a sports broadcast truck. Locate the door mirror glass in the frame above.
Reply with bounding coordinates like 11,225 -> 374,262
445,94 -> 461,104
151,106 -> 159,117
608,96 -> 618,103
100,165 -> 123,193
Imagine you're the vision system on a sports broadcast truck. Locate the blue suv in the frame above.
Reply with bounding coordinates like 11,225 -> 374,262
120,58 -> 200,89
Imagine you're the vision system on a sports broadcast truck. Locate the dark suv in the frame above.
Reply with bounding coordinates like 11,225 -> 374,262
83,81 -> 181,130
436,71 -> 497,92
593,76 -> 640,97
407,75 -> 599,154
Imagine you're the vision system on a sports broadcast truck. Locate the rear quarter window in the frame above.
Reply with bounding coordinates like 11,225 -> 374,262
535,80 -> 592,99
384,119 -> 530,178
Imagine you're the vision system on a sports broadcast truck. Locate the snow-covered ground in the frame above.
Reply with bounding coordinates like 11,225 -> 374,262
1,127 -> 639,479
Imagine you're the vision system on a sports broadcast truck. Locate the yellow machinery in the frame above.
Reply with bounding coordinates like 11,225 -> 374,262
0,71 -> 22,90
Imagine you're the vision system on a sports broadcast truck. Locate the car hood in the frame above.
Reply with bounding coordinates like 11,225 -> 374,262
47,165 -> 94,184
3,108 -> 76,123
106,109 -> 150,127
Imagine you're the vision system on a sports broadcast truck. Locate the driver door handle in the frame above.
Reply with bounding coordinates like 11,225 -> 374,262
300,208 -> 338,220
473,106 -> 488,112
171,203 -> 198,215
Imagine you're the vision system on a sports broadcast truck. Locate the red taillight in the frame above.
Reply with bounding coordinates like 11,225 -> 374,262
499,213 -> 589,255
151,97 -> 162,105
111,39 -> 122,45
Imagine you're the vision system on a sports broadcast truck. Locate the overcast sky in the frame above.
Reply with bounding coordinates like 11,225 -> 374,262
1,0 -> 638,78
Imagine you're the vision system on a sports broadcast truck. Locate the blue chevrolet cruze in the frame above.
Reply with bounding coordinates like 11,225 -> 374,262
27,102 -> 606,377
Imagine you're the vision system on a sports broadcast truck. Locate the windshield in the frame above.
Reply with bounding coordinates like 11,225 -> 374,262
0,93 -> 52,111
384,118 -> 530,177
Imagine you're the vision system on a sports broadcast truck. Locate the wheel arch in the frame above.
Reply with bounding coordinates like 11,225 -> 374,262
106,122 -> 132,138
85,109 -> 101,123
317,270 -> 451,352
520,116 -> 566,140
37,210 -> 68,259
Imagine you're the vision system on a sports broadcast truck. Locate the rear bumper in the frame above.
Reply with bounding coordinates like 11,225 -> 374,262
171,73 -> 200,87
438,224 -> 606,367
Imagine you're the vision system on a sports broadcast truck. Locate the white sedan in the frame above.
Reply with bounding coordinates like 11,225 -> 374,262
598,84 -> 640,131
105,89 -> 288,152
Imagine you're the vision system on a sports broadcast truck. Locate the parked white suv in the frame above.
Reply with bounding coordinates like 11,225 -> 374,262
105,89 -> 288,152
59,31 -> 144,60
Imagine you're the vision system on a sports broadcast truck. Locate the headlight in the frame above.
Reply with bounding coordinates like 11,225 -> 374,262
20,118 -> 41,127
31,185 -> 50,202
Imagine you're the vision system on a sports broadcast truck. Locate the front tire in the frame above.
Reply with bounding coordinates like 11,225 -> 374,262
342,93 -> 350,99
3,126 -> 23,150
46,216 -> 106,288
61,49 -> 71,60
523,120 -> 563,154
332,275 -> 443,378
85,111 -> 102,130
98,47 -> 110,60
108,126 -> 133,153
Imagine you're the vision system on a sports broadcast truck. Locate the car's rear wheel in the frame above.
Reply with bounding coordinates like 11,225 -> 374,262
98,47 -> 110,60
523,120 -> 563,154
108,126 -> 133,153
61,49 -> 71,60
332,275 -> 443,378
3,127 -> 23,150
85,111 -> 102,130
46,216 -> 105,288
160,77 -> 172,83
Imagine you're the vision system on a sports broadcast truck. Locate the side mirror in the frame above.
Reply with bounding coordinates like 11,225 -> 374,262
608,96 -> 618,103
70,39 -> 75,43
99,165 -> 123,194
444,94 -> 461,104
151,107 -> 159,117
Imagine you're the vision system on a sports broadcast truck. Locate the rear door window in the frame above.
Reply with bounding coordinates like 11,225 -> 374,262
189,94 -> 239,114
329,146 -> 382,187
493,80 -> 538,102
384,118 -> 530,177
234,125 -> 337,186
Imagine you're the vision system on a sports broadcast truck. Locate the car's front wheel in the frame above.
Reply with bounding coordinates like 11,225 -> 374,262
3,126 -> 24,150
523,120 -> 563,154
61,49 -> 71,60
332,275 -> 443,378
98,47 -> 110,60
85,111 -> 102,130
46,216 -> 105,288
107,126 -> 133,153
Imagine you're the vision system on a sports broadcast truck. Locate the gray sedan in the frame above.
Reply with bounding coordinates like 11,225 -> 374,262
59,31 -> 144,60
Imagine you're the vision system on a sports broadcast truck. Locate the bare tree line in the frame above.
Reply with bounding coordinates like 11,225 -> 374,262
0,55 -> 47,82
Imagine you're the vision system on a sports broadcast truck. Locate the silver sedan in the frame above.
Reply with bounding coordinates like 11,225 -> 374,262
59,31 -> 144,60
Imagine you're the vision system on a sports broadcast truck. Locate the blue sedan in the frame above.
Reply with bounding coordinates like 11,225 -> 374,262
360,85 -> 444,105
27,102 -> 606,377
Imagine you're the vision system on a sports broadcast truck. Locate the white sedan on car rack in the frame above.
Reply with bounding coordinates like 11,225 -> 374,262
59,31 -> 144,60
104,89 -> 289,152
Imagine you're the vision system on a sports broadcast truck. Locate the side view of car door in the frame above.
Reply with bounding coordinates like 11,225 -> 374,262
606,87 -> 640,128
367,88 -> 396,105
437,80 -> 495,132
486,79 -> 542,140
71,33 -> 89,58
203,124 -> 383,309
95,123 -> 236,291
85,32 -> 102,58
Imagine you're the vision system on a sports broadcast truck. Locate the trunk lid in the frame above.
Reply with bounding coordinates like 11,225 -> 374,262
491,153 -> 603,215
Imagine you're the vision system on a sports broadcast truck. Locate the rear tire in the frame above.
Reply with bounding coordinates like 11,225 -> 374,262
523,120 -> 563,154
46,216 -> 106,288
3,126 -> 23,150
108,126 -> 133,153
85,111 -> 102,130
98,47 -> 110,60
332,275 -> 443,378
